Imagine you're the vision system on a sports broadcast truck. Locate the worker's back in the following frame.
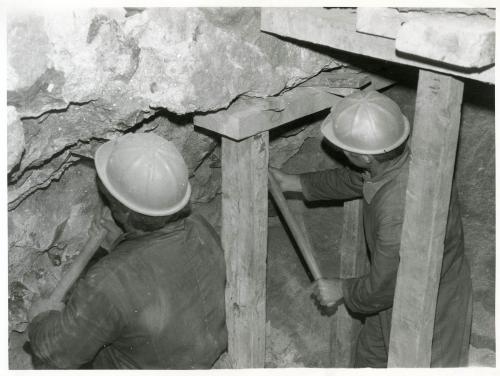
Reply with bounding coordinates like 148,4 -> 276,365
91,213 -> 227,369
29,213 -> 227,369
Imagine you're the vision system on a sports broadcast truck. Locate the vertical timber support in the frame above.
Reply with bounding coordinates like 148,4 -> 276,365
193,80 -> 397,369
388,70 -> 464,367
330,199 -> 369,367
221,132 -> 269,368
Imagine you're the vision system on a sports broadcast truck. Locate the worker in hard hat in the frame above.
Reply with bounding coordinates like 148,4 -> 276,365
272,91 -> 472,367
27,133 -> 228,369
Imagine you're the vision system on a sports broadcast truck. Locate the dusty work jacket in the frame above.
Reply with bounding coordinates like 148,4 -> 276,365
300,147 -> 472,366
28,214 -> 227,369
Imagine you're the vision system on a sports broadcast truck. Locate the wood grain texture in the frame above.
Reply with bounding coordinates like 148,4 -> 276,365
330,199 -> 368,367
195,87 -> 340,140
300,70 -> 371,89
387,70 -> 464,367
194,74 -> 397,140
221,133 -> 269,368
339,200 -> 369,278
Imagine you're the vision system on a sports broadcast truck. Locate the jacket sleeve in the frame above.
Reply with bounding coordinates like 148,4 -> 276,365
341,198 -> 403,315
28,262 -> 123,369
299,167 -> 363,201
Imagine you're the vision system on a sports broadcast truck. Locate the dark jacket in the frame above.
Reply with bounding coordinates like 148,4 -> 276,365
28,214 -> 227,369
300,147 -> 472,366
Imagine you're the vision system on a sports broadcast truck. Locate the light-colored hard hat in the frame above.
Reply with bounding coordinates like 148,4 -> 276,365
321,91 -> 410,154
95,133 -> 191,216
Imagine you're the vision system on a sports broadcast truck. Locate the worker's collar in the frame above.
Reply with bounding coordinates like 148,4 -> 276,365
115,217 -> 187,244
361,146 -> 410,204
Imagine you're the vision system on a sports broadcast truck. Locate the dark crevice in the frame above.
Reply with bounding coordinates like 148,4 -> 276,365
8,158 -> 77,211
395,50 -> 494,74
8,137 -> 111,210
7,149 -> 26,183
151,109 -> 194,126
19,100 -> 97,122
9,145 -> 75,185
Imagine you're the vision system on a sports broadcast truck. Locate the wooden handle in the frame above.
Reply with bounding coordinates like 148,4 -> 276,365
268,170 -> 323,280
49,228 -> 108,304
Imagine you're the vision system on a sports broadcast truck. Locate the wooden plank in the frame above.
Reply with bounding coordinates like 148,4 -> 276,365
300,70 -> 371,89
387,70 -> 464,367
260,8 -> 494,84
194,74 -> 396,141
339,200 -> 369,278
221,132 -> 269,368
195,87 -> 341,140
330,199 -> 369,367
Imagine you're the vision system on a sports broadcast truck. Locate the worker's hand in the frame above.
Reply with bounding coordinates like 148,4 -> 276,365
311,278 -> 343,308
269,167 -> 302,192
28,297 -> 65,322
90,206 -> 123,251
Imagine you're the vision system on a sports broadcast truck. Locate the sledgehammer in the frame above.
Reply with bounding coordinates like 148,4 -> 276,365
48,226 -> 108,304
46,151 -> 113,305
268,169 -> 323,281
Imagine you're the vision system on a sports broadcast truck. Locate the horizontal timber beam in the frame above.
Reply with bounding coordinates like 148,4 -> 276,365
194,73 -> 395,141
357,7 -> 495,69
261,8 -> 494,84
194,87 -> 340,141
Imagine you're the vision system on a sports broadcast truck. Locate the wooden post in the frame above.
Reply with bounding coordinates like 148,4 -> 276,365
193,80 -> 397,368
221,132 -> 269,368
330,199 -> 369,367
387,70 -> 464,367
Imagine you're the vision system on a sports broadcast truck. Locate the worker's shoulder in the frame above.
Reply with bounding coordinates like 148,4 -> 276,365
186,213 -> 222,245
371,167 -> 408,222
186,212 -> 216,231
80,253 -> 123,291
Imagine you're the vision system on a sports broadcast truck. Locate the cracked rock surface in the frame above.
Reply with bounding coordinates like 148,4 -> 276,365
7,6 -> 494,369
7,7 -> 337,367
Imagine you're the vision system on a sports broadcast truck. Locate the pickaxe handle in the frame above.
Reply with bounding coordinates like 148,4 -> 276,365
268,170 -> 323,281
48,228 -> 108,304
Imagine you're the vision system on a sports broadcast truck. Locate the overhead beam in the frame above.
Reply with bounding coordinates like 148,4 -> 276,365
299,70 -> 371,89
195,87 -> 340,141
221,133 -> 269,368
387,70 -> 464,367
357,7 -> 495,69
194,72 -> 395,141
260,8 -> 494,84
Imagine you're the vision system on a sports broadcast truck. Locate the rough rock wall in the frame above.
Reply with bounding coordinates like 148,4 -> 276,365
7,7 -> 339,368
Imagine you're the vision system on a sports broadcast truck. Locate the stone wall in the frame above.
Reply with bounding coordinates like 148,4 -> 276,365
7,6 -> 494,369
7,7 -> 339,369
